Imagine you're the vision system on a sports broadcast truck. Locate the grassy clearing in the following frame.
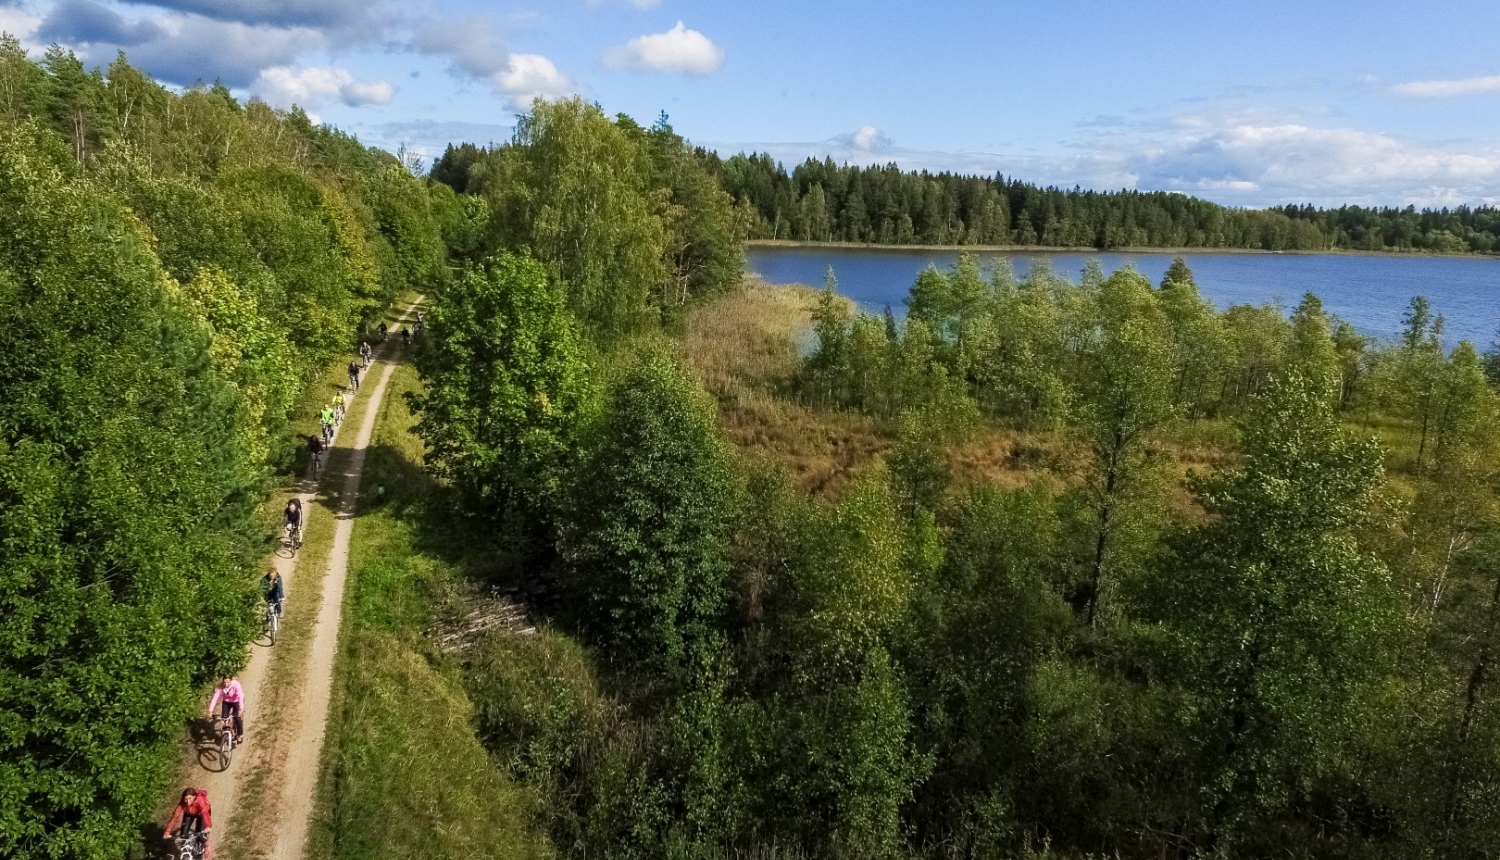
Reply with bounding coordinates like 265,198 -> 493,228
686,283 -> 888,496
308,360 -> 553,860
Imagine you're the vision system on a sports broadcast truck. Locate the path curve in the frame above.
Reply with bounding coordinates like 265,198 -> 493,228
179,299 -> 421,860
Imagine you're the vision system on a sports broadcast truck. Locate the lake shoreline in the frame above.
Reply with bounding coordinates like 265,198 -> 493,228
745,239 -> 1499,261
745,243 -> 1500,345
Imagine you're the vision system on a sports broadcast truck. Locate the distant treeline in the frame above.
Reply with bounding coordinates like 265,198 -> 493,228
685,152 -> 1497,253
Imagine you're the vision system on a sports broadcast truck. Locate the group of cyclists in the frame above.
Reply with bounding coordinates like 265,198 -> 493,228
375,310 -> 421,347
166,317 -> 411,857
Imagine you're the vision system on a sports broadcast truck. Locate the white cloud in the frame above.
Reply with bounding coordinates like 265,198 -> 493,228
835,125 -> 892,154
252,65 -> 395,109
413,16 -> 509,78
1392,75 -> 1500,98
117,0 -> 395,44
494,54 -> 575,109
0,3 -> 45,52
1124,118 -> 1500,205
412,17 -> 575,110
36,0 -> 323,87
603,21 -> 723,76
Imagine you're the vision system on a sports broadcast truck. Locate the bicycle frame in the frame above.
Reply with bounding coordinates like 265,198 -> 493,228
175,832 -> 208,859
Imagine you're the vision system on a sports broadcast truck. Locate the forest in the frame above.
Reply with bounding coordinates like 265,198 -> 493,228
0,40 -> 461,858
5,41 -> 1500,860
434,142 -> 1500,253
412,103 -> 1500,859
623,151 -> 1495,253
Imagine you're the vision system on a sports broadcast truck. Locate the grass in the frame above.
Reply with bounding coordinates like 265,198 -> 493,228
686,282 -> 889,496
307,358 -> 554,860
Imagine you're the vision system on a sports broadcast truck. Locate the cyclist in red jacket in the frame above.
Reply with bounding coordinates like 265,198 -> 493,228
164,787 -> 213,856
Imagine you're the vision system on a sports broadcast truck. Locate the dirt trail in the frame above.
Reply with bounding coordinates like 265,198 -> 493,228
177,300 -> 421,860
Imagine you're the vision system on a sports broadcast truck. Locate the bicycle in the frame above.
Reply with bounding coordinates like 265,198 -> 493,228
310,450 -> 323,478
212,714 -> 237,769
285,522 -> 302,552
261,599 -> 281,645
173,831 -> 209,860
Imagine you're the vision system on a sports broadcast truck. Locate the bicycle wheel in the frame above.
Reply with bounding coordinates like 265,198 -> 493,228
269,607 -> 279,644
220,729 -> 233,768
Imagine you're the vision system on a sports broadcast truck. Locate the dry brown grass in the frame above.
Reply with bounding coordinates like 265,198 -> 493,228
951,425 -> 1081,490
686,282 -> 886,495
685,279 -> 821,401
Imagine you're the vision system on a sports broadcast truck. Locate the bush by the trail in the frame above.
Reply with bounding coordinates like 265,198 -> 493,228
413,253 -> 589,537
559,347 -> 741,673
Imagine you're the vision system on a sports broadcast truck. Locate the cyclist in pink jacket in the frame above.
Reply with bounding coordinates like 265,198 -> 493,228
208,676 -> 245,742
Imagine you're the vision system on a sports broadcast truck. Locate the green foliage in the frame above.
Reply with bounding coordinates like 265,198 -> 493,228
413,253 -> 589,535
777,472 -> 912,679
906,484 -> 1072,849
1285,292 -> 1341,393
1073,269 -> 1177,625
639,115 -> 745,313
1148,371 -> 1400,852
479,98 -> 668,336
436,100 -> 747,338
1390,295 -> 1449,470
560,347 -> 741,672
729,471 -> 930,858
0,126 -> 258,859
430,181 -> 491,261
1158,257 -> 1234,416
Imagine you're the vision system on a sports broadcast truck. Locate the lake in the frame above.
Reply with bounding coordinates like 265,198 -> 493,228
745,245 -> 1500,347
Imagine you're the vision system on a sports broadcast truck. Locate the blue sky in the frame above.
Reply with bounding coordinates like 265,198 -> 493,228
5,0 -> 1500,207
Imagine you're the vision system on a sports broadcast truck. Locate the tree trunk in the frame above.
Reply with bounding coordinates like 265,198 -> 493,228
1417,411 -> 1431,472
1085,431 -> 1122,628
1443,565 -> 1500,837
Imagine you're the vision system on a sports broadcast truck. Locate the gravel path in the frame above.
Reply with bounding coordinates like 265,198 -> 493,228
175,299 -> 421,860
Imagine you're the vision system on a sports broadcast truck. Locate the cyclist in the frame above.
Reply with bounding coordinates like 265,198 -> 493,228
415,311 -> 424,334
359,341 -> 372,368
307,434 -> 324,475
320,405 -> 335,443
347,360 -> 360,392
208,677 -> 245,743
333,391 -> 346,423
262,568 -> 285,619
378,322 -> 387,342
400,326 -> 410,347
284,498 -> 303,546
164,787 -> 212,857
